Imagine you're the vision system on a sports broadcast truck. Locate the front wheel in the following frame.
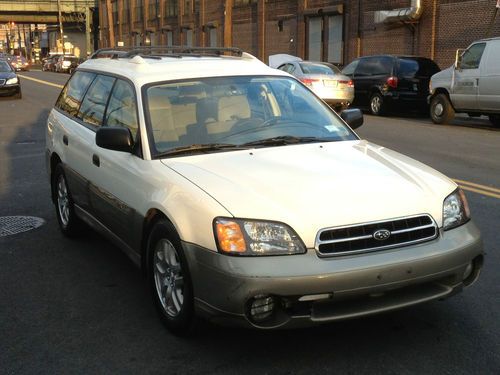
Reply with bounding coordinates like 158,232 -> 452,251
430,93 -> 455,124
489,115 -> 500,127
53,164 -> 82,237
369,93 -> 386,116
148,219 -> 195,335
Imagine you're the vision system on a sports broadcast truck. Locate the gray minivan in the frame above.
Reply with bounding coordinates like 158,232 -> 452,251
429,37 -> 500,126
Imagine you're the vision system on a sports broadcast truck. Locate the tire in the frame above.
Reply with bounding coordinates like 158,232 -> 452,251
430,93 -> 455,124
489,115 -> 500,127
147,219 -> 195,335
14,91 -> 22,99
53,164 -> 82,237
369,92 -> 386,116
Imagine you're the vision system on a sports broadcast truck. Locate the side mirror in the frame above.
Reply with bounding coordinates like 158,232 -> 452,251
96,127 -> 134,153
340,108 -> 364,130
454,49 -> 465,70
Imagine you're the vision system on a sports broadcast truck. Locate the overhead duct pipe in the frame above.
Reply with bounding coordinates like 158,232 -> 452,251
374,0 -> 423,24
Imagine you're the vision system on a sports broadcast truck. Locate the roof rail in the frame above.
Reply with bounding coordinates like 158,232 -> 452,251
90,46 -> 243,60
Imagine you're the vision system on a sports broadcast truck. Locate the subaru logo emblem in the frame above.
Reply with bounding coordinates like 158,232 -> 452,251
373,229 -> 391,241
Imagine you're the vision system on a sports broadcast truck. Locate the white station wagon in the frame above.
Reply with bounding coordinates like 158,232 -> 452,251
46,47 -> 483,334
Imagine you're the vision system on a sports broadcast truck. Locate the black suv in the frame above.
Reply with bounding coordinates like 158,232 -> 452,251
342,55 -> 440,115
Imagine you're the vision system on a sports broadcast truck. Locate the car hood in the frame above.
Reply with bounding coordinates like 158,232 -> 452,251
431,65 -> 453,82
162,140 -> 456,247
0,71 -> 16,79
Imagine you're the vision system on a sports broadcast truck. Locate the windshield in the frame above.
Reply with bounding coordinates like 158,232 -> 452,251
0,61 -> 12,72
145,76 -> 356,157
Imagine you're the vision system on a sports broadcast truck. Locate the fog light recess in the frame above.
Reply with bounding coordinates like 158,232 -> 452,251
248,295 -> 276,323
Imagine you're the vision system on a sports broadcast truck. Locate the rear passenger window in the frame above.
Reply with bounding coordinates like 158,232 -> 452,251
78,75 -> 116,127
356,57 -> 393,76
55,71 -> 95,117
104,80 -> 138,139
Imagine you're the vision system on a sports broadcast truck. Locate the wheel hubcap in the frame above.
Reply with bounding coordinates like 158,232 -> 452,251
56,175 -> 70,227
153,239 -> 184,317
371,96 -> 381,113
434,103 -> 444,117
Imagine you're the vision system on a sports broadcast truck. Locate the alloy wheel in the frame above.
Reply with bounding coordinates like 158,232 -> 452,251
153,239 -> 184,317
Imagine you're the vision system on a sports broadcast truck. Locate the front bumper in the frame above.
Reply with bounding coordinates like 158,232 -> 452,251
184,221 -> 483,329
0,84 -> 21,97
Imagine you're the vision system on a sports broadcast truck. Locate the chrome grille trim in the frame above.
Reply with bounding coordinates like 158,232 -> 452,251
315,214 -> 438,257
0,79 -> 5,86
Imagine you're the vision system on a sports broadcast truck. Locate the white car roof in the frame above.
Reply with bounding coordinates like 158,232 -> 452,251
77,51 -> 290,87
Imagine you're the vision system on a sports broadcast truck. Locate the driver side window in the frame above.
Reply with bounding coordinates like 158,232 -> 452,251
460,43 -> 486,70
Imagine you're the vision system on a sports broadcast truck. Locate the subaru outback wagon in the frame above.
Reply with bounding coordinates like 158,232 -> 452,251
46,47 -> 483,334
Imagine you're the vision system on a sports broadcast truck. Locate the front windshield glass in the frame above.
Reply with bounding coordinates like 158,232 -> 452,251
146,76 -> 356,157
0,61 -> 12,72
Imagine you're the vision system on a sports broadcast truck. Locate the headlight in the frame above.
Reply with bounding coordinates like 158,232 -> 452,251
214,218 -> 306,256
6,77 -> 18,85
443,188 -> 470,230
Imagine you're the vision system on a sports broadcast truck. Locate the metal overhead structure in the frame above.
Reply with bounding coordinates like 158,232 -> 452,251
0,0 -> 97,56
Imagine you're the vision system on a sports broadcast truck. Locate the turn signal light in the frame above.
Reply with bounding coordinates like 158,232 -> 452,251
215,219 -> 246,253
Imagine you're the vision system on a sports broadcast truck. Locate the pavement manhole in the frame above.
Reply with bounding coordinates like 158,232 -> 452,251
0,216 -> 45,237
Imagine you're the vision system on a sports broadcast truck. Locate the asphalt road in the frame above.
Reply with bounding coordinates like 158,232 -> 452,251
1,71 -> 499,374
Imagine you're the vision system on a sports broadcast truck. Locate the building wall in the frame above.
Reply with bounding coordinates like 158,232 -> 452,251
99,0 -> 500,68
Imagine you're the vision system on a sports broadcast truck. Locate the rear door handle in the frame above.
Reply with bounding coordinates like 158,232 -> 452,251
92,154 -> 100,167
63,135 -> 68,145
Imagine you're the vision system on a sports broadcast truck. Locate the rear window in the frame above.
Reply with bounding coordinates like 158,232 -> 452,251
300,63 -> 339,75
398,58 -> 440,78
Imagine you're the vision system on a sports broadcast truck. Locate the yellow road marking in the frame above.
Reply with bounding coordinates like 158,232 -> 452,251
453,178 -> 500,194
18,74 -> 64,89
453,179 -> 500,199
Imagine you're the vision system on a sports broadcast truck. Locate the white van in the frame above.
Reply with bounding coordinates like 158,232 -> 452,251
429,37 -> 500,126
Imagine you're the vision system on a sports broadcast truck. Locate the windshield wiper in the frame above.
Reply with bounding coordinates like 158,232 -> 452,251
242,136 -> 332,147
156,143 -> 248,157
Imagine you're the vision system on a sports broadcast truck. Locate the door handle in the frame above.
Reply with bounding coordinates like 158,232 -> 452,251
63,135 -> 68,146
92,154 -> 100,167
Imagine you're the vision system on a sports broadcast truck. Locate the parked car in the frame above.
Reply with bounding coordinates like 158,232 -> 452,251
342,55 -> 440,115
42,55 -> 61,72
0,59 -> 22,99
270,54 -> 354,111
9,55 -> 30,71
46,46 -> 482,334
55,55 -> 81,74
429,37 -> 500,127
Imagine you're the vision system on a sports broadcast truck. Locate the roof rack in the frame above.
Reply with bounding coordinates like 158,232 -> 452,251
90,46 -> 243,60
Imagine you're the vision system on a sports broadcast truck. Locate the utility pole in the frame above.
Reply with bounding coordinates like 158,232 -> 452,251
106,0 -> 115,47
57,0 -> 65,53
224,0 -> 233,47
86,6 -> 91,57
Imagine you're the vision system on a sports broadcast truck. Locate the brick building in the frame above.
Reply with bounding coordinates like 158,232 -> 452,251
98,0 -> 500,68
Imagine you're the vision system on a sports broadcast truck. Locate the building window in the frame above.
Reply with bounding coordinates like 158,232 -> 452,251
307,14 -> 343,64
149,0 -> 159,20
184,0 -> 192,15
165,0 -> 178,17
209,28 -> 217,47
234,0 -> 257,5
185,29 -> 193,47
307,17 -> 322,61
123,1 -> 130,24
166,31 -> 173,46
112,1 -> 118,26
135,0 -> 143,22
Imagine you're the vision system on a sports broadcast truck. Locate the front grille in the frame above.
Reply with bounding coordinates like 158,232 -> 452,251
0,79 -> 5,86
316,214 -> 438,257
